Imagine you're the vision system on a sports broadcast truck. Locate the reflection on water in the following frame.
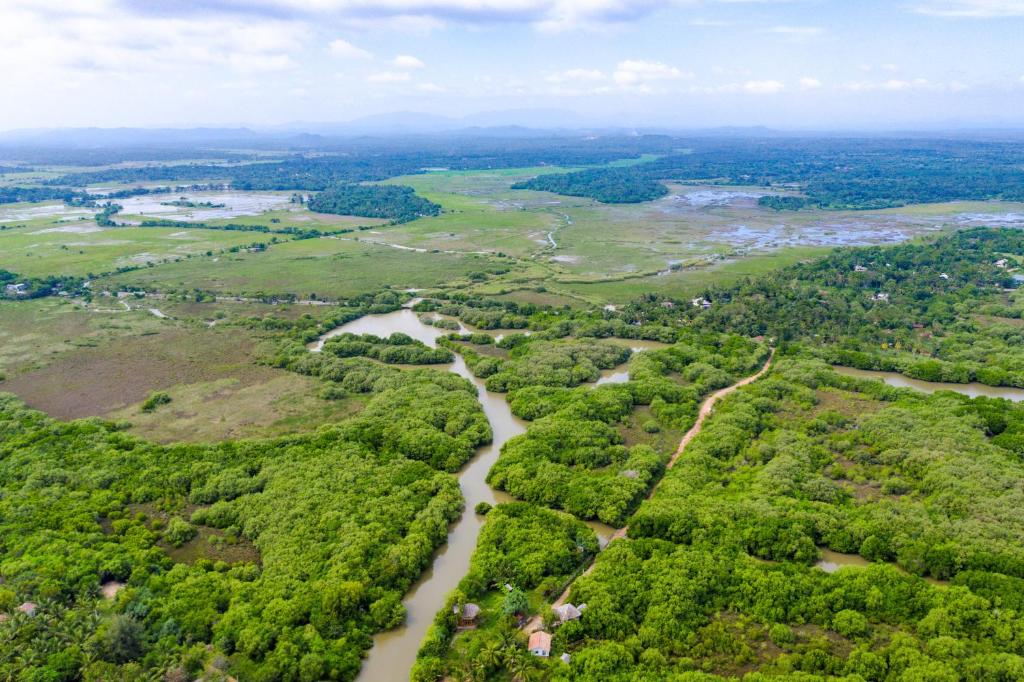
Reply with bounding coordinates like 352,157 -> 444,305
115,192 -> 290,221
596,369 -> 630,386
832,366 -> 1024,402
815,549 -> 872,573
815,548 -> 948,586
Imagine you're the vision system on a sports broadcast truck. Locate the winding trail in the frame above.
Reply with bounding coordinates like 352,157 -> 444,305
523,347 -> 776,634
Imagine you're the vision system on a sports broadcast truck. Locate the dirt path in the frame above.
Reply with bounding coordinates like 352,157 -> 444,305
522,348 -> 775,634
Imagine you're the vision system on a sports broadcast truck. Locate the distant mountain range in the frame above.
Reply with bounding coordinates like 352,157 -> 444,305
1,109 -> 1022,149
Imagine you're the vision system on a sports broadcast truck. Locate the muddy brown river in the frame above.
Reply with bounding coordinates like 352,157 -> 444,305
832,366 -> 1024,401
311,307 -> 616,680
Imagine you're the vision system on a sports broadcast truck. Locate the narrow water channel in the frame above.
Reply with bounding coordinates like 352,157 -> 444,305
831,366 -> 1024,401
310,307 -> 616,681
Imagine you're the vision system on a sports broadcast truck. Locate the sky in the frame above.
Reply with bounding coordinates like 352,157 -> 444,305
1,0 -> 1023,131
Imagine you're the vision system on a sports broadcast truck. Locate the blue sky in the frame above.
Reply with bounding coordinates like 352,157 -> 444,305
1,0 -> 1022,130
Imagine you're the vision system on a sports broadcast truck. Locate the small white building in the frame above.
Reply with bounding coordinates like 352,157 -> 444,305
939,273 -> 950,280
854,265 -> 868,273
873,292 -> 890,302
996,259 -> 1009,269
691,297 -> 712,310
4,282 -> 27,296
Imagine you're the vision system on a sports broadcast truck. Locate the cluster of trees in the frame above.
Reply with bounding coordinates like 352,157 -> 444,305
466,338 -> 632,392
512,167 -> 669,203
271,353 -> 491,471
320,332 -> 454,365
542,356 -> 1024,678
483,335 -> 768,526
138,218 -> 348,240
0,268 -> 85,300
0,352 -> 493,680
631,357 -> 1024,577
308,184 -> 441,223
561,538 -> 1024,680
674,227 -> 1024,386
511,138 -> 1024,208
95,202 -> 122,226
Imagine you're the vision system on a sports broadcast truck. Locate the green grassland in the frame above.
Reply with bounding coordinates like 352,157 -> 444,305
0,220 -> 265,277
551,247 -> 831,303
97,236 -> 520,299
0,297 -> 166,374
364,170 -> 1012,303
203,206 -> 389,230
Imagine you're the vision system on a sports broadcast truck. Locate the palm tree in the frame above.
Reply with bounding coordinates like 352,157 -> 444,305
478,640 -> 503,673
506,650 -> 540,682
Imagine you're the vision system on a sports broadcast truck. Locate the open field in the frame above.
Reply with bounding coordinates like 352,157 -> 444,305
0,221 -> 267,277
0,298 -> 365,442
0,298 -> 167,374
364,170 -> 1024,299
97,234 -> 519,298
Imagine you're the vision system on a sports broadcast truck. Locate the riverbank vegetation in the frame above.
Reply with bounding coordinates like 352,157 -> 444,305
414,503 -> 599,681
0,350 -> 493,680
542,357 -> 1024,678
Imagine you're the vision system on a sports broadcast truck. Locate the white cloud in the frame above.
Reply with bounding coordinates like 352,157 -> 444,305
118,0 -> 672,31
841,78 -> 951,92
613,59 -> 691,87
743,79 -> 785,94
769,25 -> 823,36
798,77 -> 822,90
393,54 -> 425,69
417,82 -> 445,92
914,0 -> 1024,17
328,38 -> 372,59
546,68 -> 606,83
366,70 -> 411,83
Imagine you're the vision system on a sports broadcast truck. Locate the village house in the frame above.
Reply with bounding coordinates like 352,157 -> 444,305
4,282 -> 27,296
996,258 -> 1009,269
691,297 -> 712,309
453,602 -> 480,628
854,265 -> 868,272
939,273 -> 950,280
553,602 -> 587,624
873,292 -> 890,302
528,631 -> 552,657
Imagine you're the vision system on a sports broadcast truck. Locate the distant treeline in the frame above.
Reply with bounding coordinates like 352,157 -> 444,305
0,185 -> 177,207
39,137 -> 673,191
308,184 -> 441,222
512,138 -> 1024,208
512,167 -> 668,203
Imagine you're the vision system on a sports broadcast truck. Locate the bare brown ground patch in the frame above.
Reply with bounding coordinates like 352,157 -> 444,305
618,405 -> 682,453
2,326 -> 273,419
812,387 -> 884,419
